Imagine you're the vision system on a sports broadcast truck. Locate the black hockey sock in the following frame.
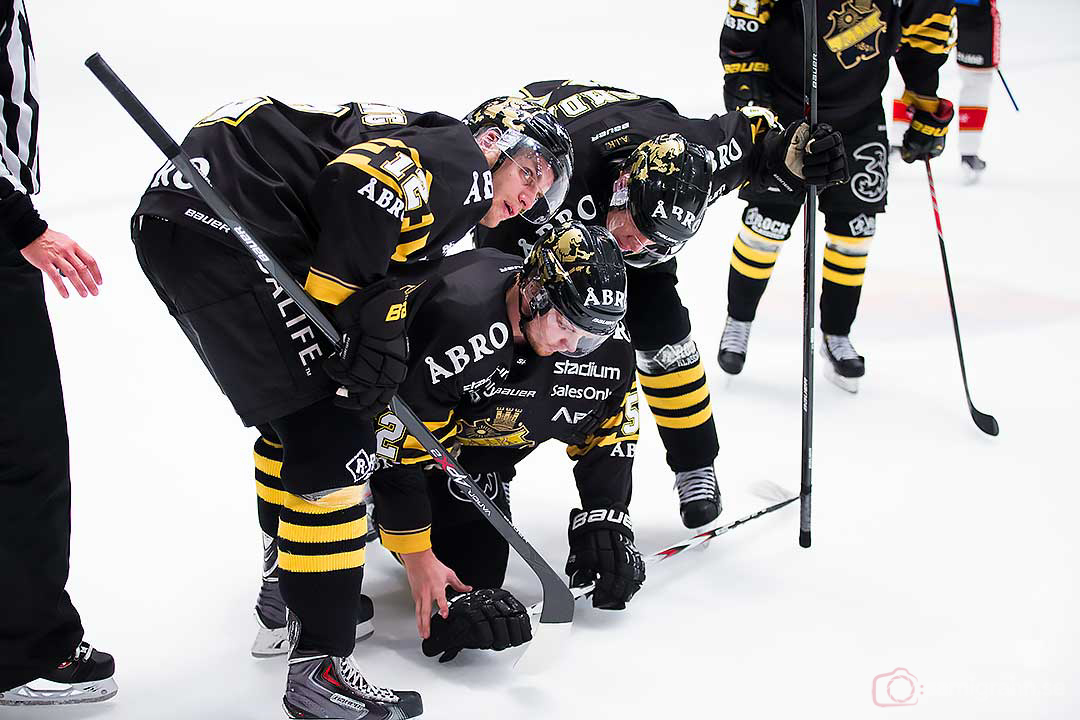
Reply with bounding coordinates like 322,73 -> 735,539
254,432 -> 284,539
276,494 -> 367,657
637,352 -> 719,472
727,203 -> 798,321
820,214 -> 873,335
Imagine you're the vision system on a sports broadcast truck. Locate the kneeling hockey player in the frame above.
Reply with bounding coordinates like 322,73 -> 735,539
373,222 -> 641,662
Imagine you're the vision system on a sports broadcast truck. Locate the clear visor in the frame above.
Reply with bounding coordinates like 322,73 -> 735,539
497,131 -> 571,224
550,306 -> 613,358
607,196 -> 686,268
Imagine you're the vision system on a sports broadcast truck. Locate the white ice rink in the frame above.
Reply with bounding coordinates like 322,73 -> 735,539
17,1 -> 1079,718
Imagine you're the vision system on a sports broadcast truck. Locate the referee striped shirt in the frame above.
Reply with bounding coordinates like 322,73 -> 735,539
0,0 -> 39,196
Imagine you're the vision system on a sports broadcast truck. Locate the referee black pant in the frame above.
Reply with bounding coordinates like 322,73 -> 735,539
0,248 -> 84,690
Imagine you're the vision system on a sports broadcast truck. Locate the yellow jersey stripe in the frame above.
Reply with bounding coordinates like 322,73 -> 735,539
279,548 -> 365,573
330,153 -> 404,196
567,430 -> 640,458
638,362 -> 705,390
391,233 -> 430,263
901,36 -> 953,54
380,527 -> 432,554
278,517 -> 367,544
401,213 -> 434,233
304,270 -> 357,306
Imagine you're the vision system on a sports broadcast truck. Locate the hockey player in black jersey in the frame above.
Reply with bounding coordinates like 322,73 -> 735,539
719,0 -> 956,392
129,95 -> 573,720
476,80 -> 849,530
364,222 -> 633,655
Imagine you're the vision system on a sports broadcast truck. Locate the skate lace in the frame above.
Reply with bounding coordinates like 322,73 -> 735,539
824,334 -> 859,362
336,656 -> 400,704
674,467 -> 719,505
720,317 -> 752,354
73,642 -> 93,663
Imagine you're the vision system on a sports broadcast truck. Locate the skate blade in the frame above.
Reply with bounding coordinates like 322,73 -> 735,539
513,621 -> 572,674
252,618 -> 375,658
821,364 -> 859,394
0,677 -> 118,706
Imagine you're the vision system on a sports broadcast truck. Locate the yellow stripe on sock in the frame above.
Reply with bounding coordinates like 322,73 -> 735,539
254,451 -> 283,479
278,517 -> 367,544
643,384 -> 711,411
822,267 -> 865,287
278,548 -> 366,573
734,234 -> 780,264
256,479 -> 287,506
637,362 -> 705,391
823,247 -> 868,270
731,252 -> 774,280
653,402 -> 714,429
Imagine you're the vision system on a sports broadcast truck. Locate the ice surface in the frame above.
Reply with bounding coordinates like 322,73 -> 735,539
21,1 -> 1079,718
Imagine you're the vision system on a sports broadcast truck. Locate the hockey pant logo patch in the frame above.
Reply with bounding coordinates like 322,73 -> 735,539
851,142 -> 888,204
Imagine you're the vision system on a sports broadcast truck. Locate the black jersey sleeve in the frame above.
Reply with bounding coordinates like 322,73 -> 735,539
682,106 -> 785,196
304,139 -> 435,305
566,377 -> 640,510
895,1 -> 956,102
720,0 -> 774,66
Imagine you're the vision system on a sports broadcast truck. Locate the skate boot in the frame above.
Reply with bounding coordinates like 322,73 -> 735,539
819,333 -> 865,394
252,534 -> 374,658
283,616 -> 423,719
674,466 -> 722,529
0,642 -> 117,706
961,154 -> 987,185
717,316 -> 752,375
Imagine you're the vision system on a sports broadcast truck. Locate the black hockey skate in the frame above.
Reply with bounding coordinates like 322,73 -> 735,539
717,316 -> 752,375
961,154 -> 987,185
819,333 -> 865,394
253,534 -> 374,657
284,617 -> 422,720
674,466 -> 722,529
0,642 -> 117,706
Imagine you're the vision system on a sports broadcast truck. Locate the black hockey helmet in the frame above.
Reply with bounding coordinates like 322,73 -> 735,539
520,220 -> 627,357
615,133 -> 716,267
465,96 -> 574,224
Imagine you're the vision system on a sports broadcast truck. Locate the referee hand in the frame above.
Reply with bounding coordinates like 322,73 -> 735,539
20,228 -> 103,298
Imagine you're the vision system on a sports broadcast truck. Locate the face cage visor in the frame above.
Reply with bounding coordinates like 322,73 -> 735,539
522,273 -> 618,358
496,129 -> 572,225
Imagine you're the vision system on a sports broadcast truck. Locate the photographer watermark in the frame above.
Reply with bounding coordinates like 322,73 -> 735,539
872,668 -> 923,707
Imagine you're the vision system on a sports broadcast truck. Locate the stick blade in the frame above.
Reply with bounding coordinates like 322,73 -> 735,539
513,621 -> 572,674
971,408 -> 999,436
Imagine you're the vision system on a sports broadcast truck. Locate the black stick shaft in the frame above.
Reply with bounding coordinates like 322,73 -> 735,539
924,161 -> 1000,437
85,52 -> 576,625
996,69 -> 1020,112
799,0 -> 818,548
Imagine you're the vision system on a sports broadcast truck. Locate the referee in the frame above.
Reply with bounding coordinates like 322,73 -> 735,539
0,0 -> 116,705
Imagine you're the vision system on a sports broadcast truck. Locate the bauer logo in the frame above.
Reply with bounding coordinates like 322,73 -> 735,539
571,508 -> 633,531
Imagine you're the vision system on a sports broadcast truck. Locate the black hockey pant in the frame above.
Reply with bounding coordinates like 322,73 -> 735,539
0,250 -> 84,690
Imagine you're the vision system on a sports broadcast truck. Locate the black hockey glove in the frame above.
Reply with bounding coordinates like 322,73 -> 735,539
566,505 -> 645,610
323,285 -> 408,418
763,121 -> 849,193
421,588 -> 532,663
901,97 -> 954,163
722,60 -> 773,112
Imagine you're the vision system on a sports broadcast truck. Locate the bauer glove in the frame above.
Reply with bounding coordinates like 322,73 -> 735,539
422,588 -> 532,663
566,505 -> 645,610
722,59 -> 773,112
323,284 -> 408,418
763,121 -> 849,193
901,94 -> 954,163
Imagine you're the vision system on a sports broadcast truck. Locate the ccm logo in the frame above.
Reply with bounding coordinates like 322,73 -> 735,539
571,508 -> 633,531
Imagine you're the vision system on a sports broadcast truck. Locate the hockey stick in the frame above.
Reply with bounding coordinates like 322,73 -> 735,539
528,497 -> 798,615
996,69 -> 1020,112
924,160 -> 999,436
84,54 -> 576,658
798,0 -> 818,549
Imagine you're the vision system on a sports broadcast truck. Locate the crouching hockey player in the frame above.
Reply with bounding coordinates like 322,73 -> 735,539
719,0 -> 955,392
365,222 -> 637,661
129,94 -> 573,719
478,80 -> 849,529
